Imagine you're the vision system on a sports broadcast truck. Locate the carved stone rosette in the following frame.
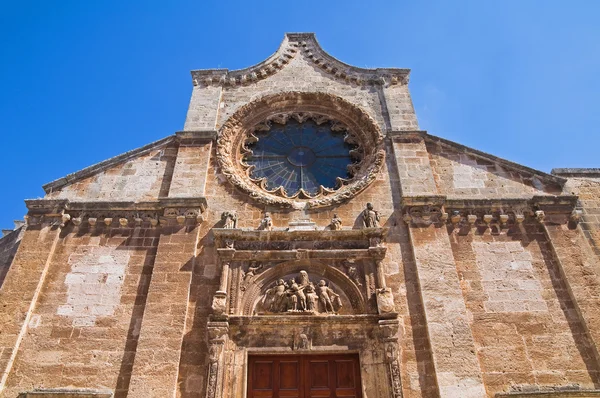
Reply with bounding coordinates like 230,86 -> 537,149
216,91 -> 385,209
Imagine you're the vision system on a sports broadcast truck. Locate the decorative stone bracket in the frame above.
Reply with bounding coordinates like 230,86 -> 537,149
24,197 -> 207,228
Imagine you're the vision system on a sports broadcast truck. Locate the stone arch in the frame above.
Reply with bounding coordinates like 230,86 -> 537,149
239,259 -> 366,316
216,91 -> 385,209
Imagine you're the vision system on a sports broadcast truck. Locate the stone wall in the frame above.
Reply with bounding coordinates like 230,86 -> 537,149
0,226 -> 24,288
427,141 -> 562,198
450,223 -> 600,396
46,148 -> 176,201
1,225 -> 159,398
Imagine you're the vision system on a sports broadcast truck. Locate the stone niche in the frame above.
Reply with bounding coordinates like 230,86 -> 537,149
205,227 -> 404,398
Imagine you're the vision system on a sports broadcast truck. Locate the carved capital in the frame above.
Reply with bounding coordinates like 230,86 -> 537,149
207,321 -> 229,344
211,292 -> 228,316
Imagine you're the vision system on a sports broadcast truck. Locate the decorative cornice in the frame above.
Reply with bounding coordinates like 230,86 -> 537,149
213,227 -> 388,261
401,195 -> 580,227
552,168 -> 600,178
190,33 -> 410,88
24,197 -> 207,227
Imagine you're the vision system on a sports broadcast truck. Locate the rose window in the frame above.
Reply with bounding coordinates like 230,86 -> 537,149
242,117 -> 360,198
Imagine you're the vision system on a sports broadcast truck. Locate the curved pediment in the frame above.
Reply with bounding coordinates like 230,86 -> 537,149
190,33 -> 410,88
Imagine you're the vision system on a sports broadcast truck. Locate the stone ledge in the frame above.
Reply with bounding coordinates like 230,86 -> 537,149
17,389 -> 112,398
552,168 -> 600,178
496,391 -> 600,398
175,130 -> 217,142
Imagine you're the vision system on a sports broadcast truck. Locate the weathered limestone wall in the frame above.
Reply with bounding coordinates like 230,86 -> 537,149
391,135 -> 438,196
127,225 -> 200,397
0,226 -> 24,288
168,141 -> 212,198
450,223 -> 600,396
409,224 -> 486,398
0,226 -> 62,393
561,175 -> 600,256
45,148 -> 177,201
427,141 -> 562,198
1,225 -> 159,398
383,83 -> 419,131
183,85 -> 221,131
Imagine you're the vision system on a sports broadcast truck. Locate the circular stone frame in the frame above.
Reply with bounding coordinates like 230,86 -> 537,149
217,92 -> 385,209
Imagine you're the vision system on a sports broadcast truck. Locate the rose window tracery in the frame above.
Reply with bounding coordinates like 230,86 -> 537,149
216,92 -> 385,209
242,116 -> 361,198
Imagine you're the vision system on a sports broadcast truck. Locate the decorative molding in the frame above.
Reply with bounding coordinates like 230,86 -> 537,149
190,33 -> 410,88
401,196 -> 580,228
216,91 -> 385,209
212,228 -> 388,260
24,198 -> 207,227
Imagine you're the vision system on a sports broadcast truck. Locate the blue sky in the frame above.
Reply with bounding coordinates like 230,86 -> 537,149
1,1 -> 599,229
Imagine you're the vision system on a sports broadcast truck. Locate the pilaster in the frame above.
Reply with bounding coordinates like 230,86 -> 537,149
0,205 -> 63,393
127,224 -> 202,397
168,131 -> 215,198
405,207 -> 486,398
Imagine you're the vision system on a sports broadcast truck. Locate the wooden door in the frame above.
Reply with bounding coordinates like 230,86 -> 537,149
248,354 -> 362,398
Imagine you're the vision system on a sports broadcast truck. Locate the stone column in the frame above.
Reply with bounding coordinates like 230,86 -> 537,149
406,216 -> 486,398
127,223 -> 201,397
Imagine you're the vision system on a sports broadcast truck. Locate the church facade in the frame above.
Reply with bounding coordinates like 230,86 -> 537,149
1,33 -> 600,398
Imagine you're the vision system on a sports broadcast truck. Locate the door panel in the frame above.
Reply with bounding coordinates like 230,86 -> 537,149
248,354 -> 362,398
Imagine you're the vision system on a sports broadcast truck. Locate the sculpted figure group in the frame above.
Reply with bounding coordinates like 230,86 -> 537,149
261,270 -> 342,314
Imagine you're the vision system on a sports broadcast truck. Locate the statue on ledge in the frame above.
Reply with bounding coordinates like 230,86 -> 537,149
361,202 -> 380,228
329,213 -> 342,230
258,212 -> 273,231
221,211 -> 237,229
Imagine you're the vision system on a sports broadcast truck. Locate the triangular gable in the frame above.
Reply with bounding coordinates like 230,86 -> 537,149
43,136 -> 175,196
424,134 -> 565,197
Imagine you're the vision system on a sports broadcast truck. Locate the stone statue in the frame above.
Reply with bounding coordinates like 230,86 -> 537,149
361,202 -> 380,228
330,213 -> 342,230
221,211 -> 237,229
342,260 -> 362,287
263,279 -> 287,312
243,261 -> 263,281
258,212 -> 273,231
316,280 -> 341,313
305,284 -> 319,311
